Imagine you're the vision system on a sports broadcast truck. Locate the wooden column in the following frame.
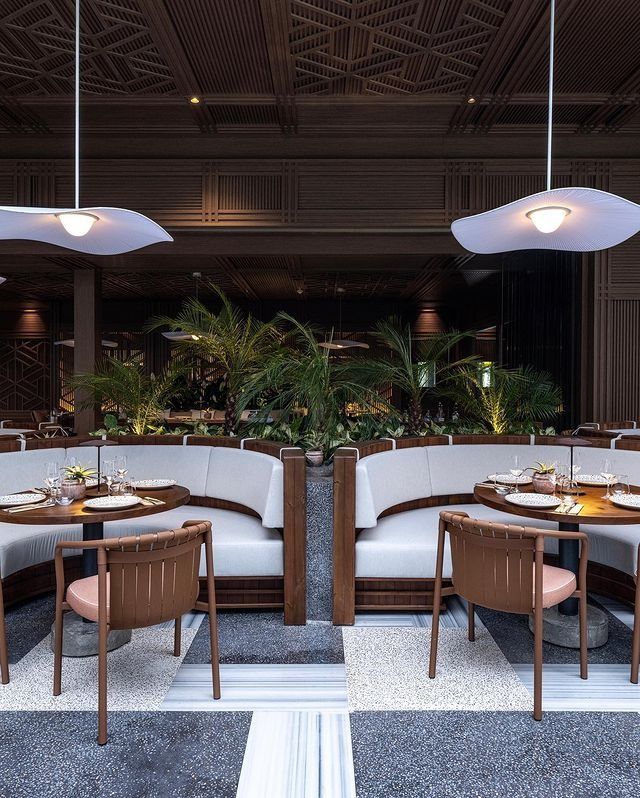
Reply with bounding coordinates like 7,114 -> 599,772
73,269 -> 102,435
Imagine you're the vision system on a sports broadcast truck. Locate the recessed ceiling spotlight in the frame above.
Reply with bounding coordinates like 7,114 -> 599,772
0,277 -> 6,285
190,96 -> 200,104
296,287 -> 304,295
467,96 -> 476,104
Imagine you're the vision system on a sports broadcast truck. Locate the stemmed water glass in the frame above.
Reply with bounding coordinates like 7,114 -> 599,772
510,455 -> 524,493
115,455 -> 128,482
601,458 -> 615,498
611,475 -> 630,501
44,461 -> 60,496
102,460 -> 116,496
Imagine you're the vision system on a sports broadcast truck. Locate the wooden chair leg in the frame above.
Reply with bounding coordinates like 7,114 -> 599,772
53,600 -> 63,696
578,593 -> 588,681
467,601 -> 475,642
209,603 -> 221,700
533,607 -> 543,721
173,616 -> 182,657
0,583 -> 8,685
631,577 -> 640,684
97,620 -> 108,746
428,578 -> 443,679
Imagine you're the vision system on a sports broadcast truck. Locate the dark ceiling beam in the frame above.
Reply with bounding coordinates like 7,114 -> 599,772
259,0 -> 297,133
137,0 -> 217,133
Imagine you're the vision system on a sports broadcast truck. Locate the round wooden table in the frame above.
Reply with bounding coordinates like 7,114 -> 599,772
1,484 -> 190,578
474,483 -> 640,647
0,484 -> 190,656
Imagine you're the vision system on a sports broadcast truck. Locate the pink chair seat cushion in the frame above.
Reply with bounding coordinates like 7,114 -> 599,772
536,564 -> 576,609
66,574 -> 109,622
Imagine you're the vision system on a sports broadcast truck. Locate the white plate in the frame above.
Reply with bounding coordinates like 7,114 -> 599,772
609,494 -> 640,510
83,496 -> 141,511
504,492 -> 562,509
487,473 -> 533,485
0,492 -> 47,507
131,479 -> 177,490
576,474 -> 607,486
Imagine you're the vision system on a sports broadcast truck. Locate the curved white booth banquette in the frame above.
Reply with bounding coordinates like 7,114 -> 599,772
0,437 -> 306,625
333,436 -> 640,624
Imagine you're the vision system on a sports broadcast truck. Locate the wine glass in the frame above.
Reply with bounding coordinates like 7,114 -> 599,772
44,461 -> 60,494
115,455 -> 128,481
600,458 -> 615,498
611,474 -> 629,500
509,455 -> 524,494
102,459 -> 116,496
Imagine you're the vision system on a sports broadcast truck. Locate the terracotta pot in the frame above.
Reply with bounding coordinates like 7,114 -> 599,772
305,450 -> 324,467
532,473 -> 556,494
61,479 -> 86,501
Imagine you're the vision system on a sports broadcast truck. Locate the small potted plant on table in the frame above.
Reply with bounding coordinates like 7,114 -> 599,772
61,464 -> 97,501
530,461 -> 557,494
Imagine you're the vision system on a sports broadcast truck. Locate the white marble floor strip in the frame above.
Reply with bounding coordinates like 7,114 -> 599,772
161,663 -> 348,712
155,610 -> 205,631
236,711 -> 356,798
513,663 -> 640,712
593,594 -> 635,630
354,596 -> 479,630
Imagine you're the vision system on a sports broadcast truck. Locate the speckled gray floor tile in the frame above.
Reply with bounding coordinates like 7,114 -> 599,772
184,611 -> 344,664
343,627 -> 530,711
477,598 -> 633,664
4,592 -> 55,663
0,711 -> 251,798
0,627 -> 196,710
350,710 -> 640,798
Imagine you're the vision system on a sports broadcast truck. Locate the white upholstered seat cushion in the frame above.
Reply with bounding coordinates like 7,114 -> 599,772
355,503 -> 558,579
0,521 -> 83,577
103,506 -> 283,577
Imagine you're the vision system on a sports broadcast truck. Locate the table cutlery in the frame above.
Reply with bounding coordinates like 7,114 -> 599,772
141,496 -> 165,506
5,499 -> 55,513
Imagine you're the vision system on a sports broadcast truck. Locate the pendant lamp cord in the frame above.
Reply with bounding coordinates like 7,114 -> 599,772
75,0 -> 80,209
546,0 -> 555,192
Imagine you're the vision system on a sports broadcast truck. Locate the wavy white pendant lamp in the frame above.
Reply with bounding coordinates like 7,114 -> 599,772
451,0 -> 640,254
0,0 -> 172,256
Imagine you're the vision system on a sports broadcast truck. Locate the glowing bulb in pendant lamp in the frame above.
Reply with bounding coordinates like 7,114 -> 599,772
526,206 -> 570,234
56,211 -> 99,237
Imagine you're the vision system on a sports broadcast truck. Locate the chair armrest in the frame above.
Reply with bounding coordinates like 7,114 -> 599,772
0,420 -> 12,428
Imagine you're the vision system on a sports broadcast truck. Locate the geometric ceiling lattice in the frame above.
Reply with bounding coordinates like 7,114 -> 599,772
0,0 -> 177,95
290,0 -> 511,95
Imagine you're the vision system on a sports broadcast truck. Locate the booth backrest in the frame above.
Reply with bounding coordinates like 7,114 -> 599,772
353,442 -> 634,528
0,447 -> 67,494
206,447 -> 284,528
355,447 -> 431,529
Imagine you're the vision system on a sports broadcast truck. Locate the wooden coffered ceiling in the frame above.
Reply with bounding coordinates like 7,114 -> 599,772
1,0 -> 639,138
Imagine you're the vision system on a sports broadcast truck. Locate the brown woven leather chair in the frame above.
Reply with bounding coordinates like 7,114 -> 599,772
53,521 -> 220,745
429,511 -> 588,720
631,543 -> 640,685
0,578 -> 8,685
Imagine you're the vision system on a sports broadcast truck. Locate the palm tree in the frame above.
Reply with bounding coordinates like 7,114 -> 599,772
354,316 -> 474,435
442,364 -> 562,434
147,285 -> 281,435
70,359 -> 185,435
254,313 -> 388,457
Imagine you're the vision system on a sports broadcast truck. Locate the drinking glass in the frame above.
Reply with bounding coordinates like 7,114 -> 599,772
509,455 -> 524,493
115,455 -> 128,481
611,474 -> 629,500
600,458 -> 615,498
44,461 -> 60,493
120,480 -> 135,498
102,459 -> 116,496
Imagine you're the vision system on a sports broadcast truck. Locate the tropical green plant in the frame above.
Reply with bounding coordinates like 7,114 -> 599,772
71,359 -> 186,436
441,364 -> 562,435
251,314 -> 389,459
350,317 -> 475,436
63,464 -> 97,481
147,284 -> 281,435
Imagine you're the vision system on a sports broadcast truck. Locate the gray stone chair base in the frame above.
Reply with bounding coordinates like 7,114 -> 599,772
49,612 -> 132,657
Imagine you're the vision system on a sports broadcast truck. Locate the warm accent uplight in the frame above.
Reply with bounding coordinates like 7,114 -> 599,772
56,211 -> 98,237
190,96 -> 200,104
467,96 -> 476,104
525,206 -> 570,234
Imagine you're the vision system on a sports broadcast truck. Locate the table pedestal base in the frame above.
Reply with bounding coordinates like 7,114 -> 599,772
49,612 -> 132,658
528,605 -> 609,649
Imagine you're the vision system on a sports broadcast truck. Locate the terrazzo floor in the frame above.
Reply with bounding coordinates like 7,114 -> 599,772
1,594 -> 639,797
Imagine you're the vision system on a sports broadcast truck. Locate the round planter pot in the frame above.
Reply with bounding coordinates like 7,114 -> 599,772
532,473 -> 556,494
61,480 -> 86,501
305,450 -> 324,467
